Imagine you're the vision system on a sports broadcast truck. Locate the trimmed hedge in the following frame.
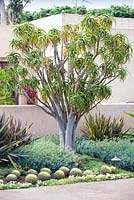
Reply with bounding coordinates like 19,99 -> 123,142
13,137 -> 78,172
76,137 -> 134,171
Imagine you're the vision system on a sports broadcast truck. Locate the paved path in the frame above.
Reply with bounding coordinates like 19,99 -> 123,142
0,178 -> 133,200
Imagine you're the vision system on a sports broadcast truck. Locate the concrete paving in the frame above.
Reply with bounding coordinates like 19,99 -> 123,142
0,178 -> 134,200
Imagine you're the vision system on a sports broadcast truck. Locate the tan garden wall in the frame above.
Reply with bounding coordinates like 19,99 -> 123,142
0,104 -> 134,138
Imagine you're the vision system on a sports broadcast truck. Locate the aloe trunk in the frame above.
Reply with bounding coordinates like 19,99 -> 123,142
57,110 -> 78,149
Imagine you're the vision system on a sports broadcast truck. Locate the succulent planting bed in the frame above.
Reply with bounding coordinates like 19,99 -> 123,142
0,165 -> 133,190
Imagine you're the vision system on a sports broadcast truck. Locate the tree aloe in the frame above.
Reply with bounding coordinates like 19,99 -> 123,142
1,15 -> 132,149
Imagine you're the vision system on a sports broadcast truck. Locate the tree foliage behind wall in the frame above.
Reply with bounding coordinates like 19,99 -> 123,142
22,5 -> 134,23
22,6 -> 87,22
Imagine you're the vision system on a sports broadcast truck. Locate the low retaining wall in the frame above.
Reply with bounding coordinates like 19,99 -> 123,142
0,103 -> 133,137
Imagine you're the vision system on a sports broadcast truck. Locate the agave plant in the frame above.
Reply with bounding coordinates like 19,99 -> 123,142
0,114 -> 32,164
123,111 -> 134,139
81,112 -> 128,141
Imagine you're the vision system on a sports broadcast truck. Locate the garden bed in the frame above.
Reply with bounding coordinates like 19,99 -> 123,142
1,135 -> 134,190
0,154 -> 134,190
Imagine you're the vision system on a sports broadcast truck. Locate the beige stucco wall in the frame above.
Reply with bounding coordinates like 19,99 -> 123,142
0,105 -> 57,138
0,104 -> 133,137
31,14 -> 63,31
109,21 -> 134,103
0,25 -> 13,58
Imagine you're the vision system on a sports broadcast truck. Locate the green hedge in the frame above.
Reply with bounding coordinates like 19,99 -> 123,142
76,137 -> 134,171
13,137 -> 78,172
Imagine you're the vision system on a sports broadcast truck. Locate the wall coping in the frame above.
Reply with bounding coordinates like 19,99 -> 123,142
0,103 -> 134,108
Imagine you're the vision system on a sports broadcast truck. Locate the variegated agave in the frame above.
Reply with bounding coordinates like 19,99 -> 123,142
0,114 -> 32,164
81,112 -> 128,141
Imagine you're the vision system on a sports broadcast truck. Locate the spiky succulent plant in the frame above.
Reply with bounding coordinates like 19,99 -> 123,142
40,167 -> 51,174
70,168 -> 82,177
6,174 -> 17,182
38,172 -> 51,181
27,169 -> 38,175
11,170 -> 21,177
59,166 -> 70,176
54,170 -> 65,179
100,165 -> 111,175
0,114 -> 32,163
25,174 -> 38,184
